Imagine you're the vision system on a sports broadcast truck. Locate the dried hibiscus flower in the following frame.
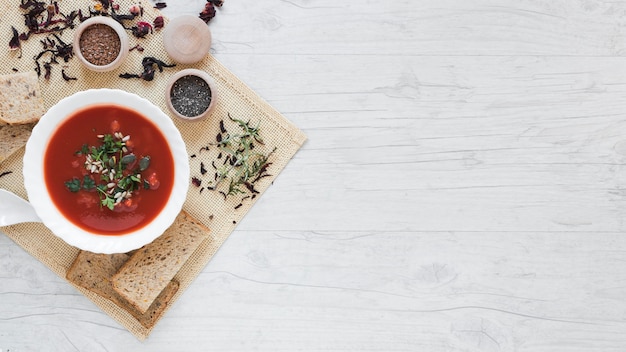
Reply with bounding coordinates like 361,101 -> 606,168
153,16 -> 164,30
199,3 -> 216,23
128,4 -> 142,16
15,0 -> 78,40
119,56 -> 175,81
34,33 -> 73,80
131,21 -> 153,38
9,26 -> 22,57
61,69 -> 77,81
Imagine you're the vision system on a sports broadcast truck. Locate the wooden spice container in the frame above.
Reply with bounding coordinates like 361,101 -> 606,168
73,17 -> 129,72
165,69 -> 217,121
162,15 -> 212,65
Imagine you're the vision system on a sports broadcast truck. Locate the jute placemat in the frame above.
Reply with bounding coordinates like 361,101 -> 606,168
0,1 -> 306,340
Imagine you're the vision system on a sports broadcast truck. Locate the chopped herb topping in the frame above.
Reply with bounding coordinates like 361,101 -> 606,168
64,130 -> 154,210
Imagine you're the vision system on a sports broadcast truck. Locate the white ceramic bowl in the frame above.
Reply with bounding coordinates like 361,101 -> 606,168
23,89 -> 189,254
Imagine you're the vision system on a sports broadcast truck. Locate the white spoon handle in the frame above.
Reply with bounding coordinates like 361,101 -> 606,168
0,189 -> 42,226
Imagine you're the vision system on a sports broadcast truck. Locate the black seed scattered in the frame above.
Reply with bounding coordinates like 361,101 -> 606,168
217,152 -> 222,159
234,203 -> 242,209
200,162 -> 207,175
0,171 -> 13,178
190,154 -> 197,158
219,120 -> 226,133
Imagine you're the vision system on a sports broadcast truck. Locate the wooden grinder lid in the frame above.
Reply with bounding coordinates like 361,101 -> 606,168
162,15 -> 212,64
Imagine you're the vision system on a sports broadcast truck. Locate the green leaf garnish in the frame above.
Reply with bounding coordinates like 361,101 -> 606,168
82,175 -> 96,190
63,131 -> 152,211
65,178 -> 81,192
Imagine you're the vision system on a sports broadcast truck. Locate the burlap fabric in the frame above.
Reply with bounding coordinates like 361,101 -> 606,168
0,1 -> 306,340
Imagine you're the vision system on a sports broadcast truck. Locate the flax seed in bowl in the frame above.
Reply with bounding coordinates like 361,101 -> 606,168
73,17 -> 129,72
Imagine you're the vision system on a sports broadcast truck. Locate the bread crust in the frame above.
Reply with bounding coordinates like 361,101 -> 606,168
66,250 -> 180,329
112,210 -> 211,313
0,123 -> 34,164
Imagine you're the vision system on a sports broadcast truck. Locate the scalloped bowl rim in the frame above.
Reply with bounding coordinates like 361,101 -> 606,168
23,89 -> 189,254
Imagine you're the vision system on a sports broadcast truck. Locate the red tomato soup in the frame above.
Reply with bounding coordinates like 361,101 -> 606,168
44,104 -> 175,235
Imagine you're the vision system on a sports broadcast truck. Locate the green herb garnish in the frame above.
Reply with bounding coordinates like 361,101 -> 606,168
64,131 -> 152,210
213,114 -> 275,197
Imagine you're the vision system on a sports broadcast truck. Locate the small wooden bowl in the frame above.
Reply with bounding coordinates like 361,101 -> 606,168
165,69 -> 218,121
162,15 -> 212,64
73,17 -> 129,72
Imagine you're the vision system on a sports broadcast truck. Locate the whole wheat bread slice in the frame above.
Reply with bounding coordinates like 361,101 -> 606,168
112,210 -> 211,313
66,251 -> 180,329
0,123 -> 33,164
0,71 -> 46,125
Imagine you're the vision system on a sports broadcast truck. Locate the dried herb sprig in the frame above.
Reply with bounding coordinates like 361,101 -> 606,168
212,114 -> 275,198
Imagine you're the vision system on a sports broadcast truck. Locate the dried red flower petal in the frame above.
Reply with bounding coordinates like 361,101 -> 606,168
61,69 -> 77,81
129,44 -> 144,52
153,16 -> 164,30
119,56 -> 175,81
9,27 -> 20,50
129,4 -> 141,16
78,9 -> 90,22
97,0 -> 111,11
43,61 -> 52,80
207,0 -> 223,7
199,3 -> 216,23
132,21 -> 153,38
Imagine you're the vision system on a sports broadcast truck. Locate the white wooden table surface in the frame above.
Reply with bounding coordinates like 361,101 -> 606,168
3,0 -> 626,350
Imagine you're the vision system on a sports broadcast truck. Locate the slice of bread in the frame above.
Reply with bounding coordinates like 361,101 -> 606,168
0,71 -> 46,125
66,251 -> 180,329
112,210 -> 211,313
0,123 -> 33,164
